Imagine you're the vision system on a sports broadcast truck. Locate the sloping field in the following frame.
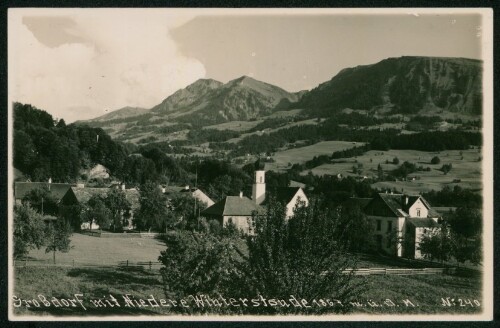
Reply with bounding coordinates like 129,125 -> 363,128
203,120 -> 263,132
264,141 -> 365,171
307,148 -> 482,193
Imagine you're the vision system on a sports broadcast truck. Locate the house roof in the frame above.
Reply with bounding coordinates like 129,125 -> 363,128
71,187 -> 140,210
344,197 -> 373,210
202,196 -> 263,217
275,187 -> 302,204
374,193 -> 440,218
71,187 -> 108,204
261,187 -> 306,206
407,217 -> 440,228
14,182 -> 74,201
378,193 -> 406,216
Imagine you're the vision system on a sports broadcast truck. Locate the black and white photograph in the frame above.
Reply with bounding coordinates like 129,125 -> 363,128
7,8 -> 493,321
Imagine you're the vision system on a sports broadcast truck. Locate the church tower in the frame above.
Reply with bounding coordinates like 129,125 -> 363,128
252,159 -> 266,205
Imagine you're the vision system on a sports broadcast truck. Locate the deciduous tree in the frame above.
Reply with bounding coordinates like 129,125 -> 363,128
45,218 -> 72,264
13,204 -> 46,258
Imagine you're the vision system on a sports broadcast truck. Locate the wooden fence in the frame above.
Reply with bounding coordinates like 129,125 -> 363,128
15,259 -> 453,275
79,230 -> 166,239
341,267 -> 454,276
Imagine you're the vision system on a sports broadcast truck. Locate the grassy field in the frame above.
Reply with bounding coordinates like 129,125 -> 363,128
307,148 -> 482,193
264,141 -> 365,171
12,266 -> 482,316
13,233 -> 482,316
23,233 -> 167,266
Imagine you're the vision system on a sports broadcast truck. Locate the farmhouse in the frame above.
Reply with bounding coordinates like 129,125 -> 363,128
14,181 -> 76,206
71,185 -> 140,231
359,192 -> 441,259
201,160 -> 309,233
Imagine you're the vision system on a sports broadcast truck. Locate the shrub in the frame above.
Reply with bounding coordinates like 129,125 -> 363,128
431,156 -> 441,164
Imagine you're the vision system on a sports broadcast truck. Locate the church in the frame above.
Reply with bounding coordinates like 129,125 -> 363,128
201,160 -> 309,234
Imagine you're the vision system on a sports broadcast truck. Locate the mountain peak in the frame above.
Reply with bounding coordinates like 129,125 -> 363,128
191,78 -> 223,85
229,75 -> 258,85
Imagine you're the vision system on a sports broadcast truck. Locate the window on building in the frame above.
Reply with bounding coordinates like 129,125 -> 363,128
260,176 -> 263,183
376,220 -> 381,231
386,236 -> 392,248
387,221 -> 392,232
416,208 -> 421,217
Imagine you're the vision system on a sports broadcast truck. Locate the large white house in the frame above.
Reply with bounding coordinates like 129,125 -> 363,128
360,192 -> 441,259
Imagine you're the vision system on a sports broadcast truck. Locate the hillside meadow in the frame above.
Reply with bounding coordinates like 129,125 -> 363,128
263,141 -> 366,171
304,148 -> 482,193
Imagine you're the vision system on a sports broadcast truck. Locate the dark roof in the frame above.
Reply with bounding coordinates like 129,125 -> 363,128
378,193 -> 406,216
72,187 -> 140,210
202,196 -> 263,217
72,187 -> 108,204
345,197 -> 372,210
275,187 -> 301,204
407,217 -> 440,228
14,182 -> 74,201
375,193 -> 441,218
260,187 -> 305,206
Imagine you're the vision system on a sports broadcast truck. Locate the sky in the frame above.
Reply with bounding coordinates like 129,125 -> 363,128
9,9 -> 485,123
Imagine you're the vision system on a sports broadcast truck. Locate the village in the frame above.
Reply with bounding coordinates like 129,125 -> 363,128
15,158 -> 453,262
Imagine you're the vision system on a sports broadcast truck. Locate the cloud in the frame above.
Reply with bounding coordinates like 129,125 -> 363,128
9,10 -> 206,122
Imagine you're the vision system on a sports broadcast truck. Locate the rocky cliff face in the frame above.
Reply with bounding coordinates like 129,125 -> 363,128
298,56 -> 482,116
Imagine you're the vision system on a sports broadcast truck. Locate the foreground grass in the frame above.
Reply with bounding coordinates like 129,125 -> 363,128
12,266 -> 482,317
24,233 -> 167,266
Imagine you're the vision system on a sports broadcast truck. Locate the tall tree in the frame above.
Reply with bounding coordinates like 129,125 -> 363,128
237,198 -> 363,314
82,195 -> 111,230
135,182 -> 169,232
418,226 -> 453,264
13,204 -> 46,258
104,189 -> 130,232
44,218 -> 72,264
448,207 -> 482,265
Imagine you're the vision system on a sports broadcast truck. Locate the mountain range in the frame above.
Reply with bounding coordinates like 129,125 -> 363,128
81,56 -> 482,128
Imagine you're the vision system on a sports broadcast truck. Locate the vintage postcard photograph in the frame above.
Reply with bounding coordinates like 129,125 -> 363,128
7,8 -> 493,321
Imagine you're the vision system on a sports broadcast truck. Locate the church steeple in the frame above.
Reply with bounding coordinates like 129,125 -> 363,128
252,159 -> 266,204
